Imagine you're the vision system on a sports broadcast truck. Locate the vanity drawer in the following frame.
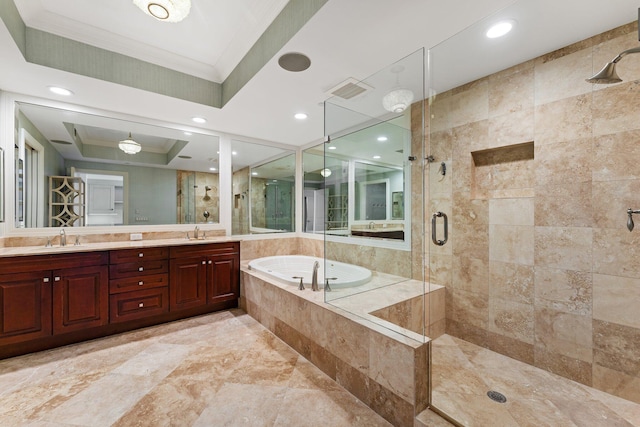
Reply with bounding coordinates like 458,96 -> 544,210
109,273 -> 168,294
109,260 -> 168,279
109,247 -> 169,264
109,288 -> 169,323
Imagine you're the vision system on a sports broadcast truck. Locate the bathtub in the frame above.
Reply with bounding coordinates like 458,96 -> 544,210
248,255 -> 372,289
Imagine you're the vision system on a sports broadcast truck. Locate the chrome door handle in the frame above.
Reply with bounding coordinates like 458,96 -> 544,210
431,211 -> 448,246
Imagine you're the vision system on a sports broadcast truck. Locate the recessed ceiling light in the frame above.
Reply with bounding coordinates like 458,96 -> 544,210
191,117 -> 207,124
209,167 -> 216,171
178,155 -> 192,159
183,132 -> 192,136
373,155 -> 381,159
48,86 -> 73,96
327,146 -> 337,150
252,172 -> 258,176
377,136 -> 388,142
486,20 -> 515,39
294,113 -> 308,120
232,151 -> 237,156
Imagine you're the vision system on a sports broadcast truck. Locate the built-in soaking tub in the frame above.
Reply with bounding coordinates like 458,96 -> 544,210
248,255 -> 372,289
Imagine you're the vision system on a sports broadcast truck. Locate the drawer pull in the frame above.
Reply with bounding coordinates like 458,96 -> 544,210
43,277 -> 50,283
208,260 -> 212,264
138,267 -> 144,272
138,281 -> 144,286
138,253 -> 144,257
54,276 -> 61,282
138,302 -> 144,308
202,261 -> 206,265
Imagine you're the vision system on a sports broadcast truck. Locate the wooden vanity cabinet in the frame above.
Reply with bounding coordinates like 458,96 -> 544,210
0,241 -> 239,359
52,264 -> 109,334
0,270 -> 52,346
169,242 -> 240,311
108,247 -> 170,323
0,251 -> 108,346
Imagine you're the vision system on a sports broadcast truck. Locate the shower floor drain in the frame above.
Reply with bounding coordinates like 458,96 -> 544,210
487,390 -> 507,403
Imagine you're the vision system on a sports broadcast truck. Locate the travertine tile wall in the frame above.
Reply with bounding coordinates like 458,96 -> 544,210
176,170 -> 220,224
232,167 -> 250,235
425,21 -> 640,403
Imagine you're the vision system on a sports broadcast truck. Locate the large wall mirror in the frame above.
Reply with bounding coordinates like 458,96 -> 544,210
0,147 -> 4,223
231,139 -> 295,235
303,116 -> 410,242
14,101 -> 220,228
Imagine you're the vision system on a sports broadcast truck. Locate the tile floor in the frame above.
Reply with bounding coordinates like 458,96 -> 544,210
0,310 -> 392,427
431,334 -> 640,427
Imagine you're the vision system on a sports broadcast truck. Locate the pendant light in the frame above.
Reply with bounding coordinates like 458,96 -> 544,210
382,65 -> 414,113
119,132 -> 142,154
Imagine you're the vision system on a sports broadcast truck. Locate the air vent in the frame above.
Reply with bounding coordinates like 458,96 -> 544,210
326,78 -> 372,100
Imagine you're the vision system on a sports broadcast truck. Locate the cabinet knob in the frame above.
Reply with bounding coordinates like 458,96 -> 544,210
138,267 -> 144,272
54,276 -> 61,282
138,302 -> 144,308
202,261 -> 206,265
138,281 -> 144,286
208,260 -> 212,264
43,277 -> 50,283
138,253 -> 144,257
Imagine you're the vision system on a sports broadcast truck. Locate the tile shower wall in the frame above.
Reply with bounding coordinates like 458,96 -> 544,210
425,21 -> 640,403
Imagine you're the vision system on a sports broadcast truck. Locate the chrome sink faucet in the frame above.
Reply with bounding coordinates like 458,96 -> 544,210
194,226 -> 199,239
60,229 -> 66,247
311,260 -> 320,291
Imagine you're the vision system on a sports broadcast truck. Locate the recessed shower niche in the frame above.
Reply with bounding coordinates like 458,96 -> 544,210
471,141 -> 534,199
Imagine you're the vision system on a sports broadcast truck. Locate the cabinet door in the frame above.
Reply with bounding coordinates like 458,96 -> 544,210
0,271 -> 52,345
169,256 -> 207,311
207,253 -> 239,305
53,265 -> 108,334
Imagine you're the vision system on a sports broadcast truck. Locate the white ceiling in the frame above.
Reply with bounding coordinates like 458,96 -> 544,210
2,0 -> 639,149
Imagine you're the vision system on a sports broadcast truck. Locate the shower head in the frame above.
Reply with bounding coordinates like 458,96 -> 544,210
586,47 -> 640,84
586,62 -> 621,84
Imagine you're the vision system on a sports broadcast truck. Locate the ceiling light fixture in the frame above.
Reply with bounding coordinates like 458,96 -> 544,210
377,136 -> 388,142
294,113 -> 308,120
133,0 -> 191,22
382,89 -> 414,113
373,155 -> 381,159
192,116 -> 207,124
119,132 -> 142,154
486,20 -> 515,38
327,146 -> 337,150
382,66 -> 414,113
48,86 -> 73,96
320,168 -> 332,178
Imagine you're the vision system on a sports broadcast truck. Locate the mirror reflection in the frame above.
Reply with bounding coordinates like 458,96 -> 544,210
231,140 -> 295,235
14,102 -> 220,228
0,147 -> 4,222
250,154 -> 295,233
303,117 -> 410,241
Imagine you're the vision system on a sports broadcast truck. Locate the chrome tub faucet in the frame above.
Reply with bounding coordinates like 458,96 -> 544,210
311,260 -> 320,291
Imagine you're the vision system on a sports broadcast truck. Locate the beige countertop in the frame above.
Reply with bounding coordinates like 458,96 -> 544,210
0,236 -> 242,258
